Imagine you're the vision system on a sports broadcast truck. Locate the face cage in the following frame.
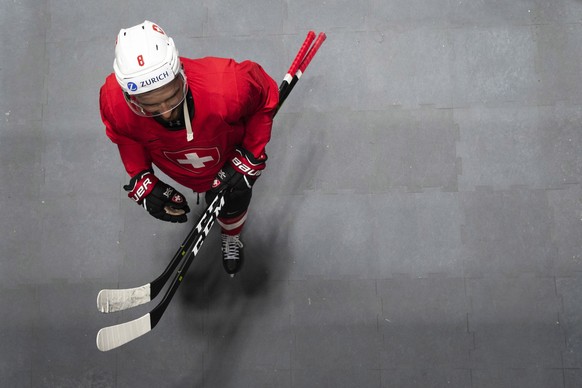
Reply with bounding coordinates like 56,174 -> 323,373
123,72 -> 188,117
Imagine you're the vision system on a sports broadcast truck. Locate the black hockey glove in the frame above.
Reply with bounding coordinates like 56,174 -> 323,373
124,170 -> 190,223
211,147 -> 266,193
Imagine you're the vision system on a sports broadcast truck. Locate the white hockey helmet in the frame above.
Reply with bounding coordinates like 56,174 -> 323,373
113,21 -> 187,116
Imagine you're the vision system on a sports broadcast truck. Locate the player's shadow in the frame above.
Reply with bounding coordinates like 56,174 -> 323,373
174,121 -> 324,387
174,204 -> 292,387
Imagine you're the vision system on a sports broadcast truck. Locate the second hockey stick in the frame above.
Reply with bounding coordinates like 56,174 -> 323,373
97,191 -> 226,313
96,191 -> 225,351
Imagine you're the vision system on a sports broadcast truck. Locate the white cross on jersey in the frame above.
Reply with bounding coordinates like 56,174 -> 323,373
163,147 -> 220,174
177,152 -> 215,169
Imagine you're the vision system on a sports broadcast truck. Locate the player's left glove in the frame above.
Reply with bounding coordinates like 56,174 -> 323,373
211,147 -> 266,193
124,169 -> 190,223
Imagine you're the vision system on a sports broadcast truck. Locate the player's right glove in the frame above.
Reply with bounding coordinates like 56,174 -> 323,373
123,169 -> 190,223
211,147 -> 266,194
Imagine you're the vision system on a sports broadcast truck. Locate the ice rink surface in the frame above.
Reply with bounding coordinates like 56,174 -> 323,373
1,1 -> 582,387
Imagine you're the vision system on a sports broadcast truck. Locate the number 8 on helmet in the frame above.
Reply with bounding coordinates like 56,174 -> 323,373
113,20 -> 187,118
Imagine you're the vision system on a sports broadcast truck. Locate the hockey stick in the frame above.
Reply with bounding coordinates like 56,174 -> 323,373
96,191 -> 225,351
97,192 -> 225,313
96,32 -> 326,351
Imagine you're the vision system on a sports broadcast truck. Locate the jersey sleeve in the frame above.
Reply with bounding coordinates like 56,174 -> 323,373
235,61 -> 279,160
99,84 -> 153,177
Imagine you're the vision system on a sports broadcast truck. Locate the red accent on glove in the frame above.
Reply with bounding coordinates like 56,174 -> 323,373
229,149 -> 266,177
171,193 -> 184,204
127,172 -> 160,204
211,178 -> 222,189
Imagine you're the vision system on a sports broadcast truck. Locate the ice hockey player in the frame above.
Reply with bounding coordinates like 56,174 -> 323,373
99,20 -> 278,276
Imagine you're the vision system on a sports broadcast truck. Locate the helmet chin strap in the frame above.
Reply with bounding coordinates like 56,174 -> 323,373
183,96 -> 193,141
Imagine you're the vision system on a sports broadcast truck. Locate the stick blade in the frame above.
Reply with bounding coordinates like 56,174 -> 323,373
96,313 -> 152,352
97,285 -> 152,313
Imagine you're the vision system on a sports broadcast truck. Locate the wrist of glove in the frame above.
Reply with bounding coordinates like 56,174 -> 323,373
124,170 -> 191,223
211,147 -> 267,193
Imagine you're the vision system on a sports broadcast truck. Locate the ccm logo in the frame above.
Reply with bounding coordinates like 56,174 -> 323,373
232,157 -> 262,177
132,177 -> 153,201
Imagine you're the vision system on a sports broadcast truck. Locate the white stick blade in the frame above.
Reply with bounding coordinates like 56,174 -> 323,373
96,313 -> 152,352
97,285 -> 152,313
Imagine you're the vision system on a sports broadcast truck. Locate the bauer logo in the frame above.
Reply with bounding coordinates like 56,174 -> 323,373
127,82 -> 138,92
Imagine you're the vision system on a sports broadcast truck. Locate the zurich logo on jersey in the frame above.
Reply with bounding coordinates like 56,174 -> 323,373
127,82 -> 138,92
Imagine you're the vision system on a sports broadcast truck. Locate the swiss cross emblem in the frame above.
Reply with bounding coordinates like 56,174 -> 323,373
163,147 -> 221,174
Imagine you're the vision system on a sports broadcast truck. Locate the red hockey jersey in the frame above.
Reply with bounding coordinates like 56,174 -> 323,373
99,57 -> 279,192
